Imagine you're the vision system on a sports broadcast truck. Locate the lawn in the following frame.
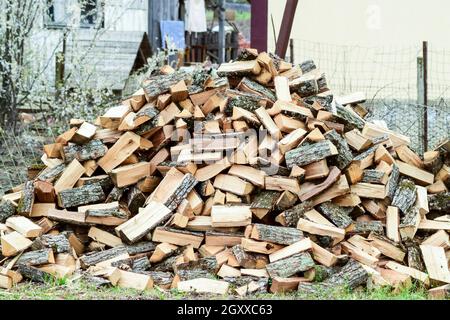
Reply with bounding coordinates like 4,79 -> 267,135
0,279 -> 442,300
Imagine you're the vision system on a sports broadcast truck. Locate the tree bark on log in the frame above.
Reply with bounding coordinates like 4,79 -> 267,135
250,190 -> 280,214
428,192 -> 450,213
399,206 -> 421,241
36,163 -> 65,183
362,170 -> 387,184
225,93 -> 262,115
392,179 -> 417,214
57,183 -> 106,208
79,245 -> 129,268
232,245 -> 256,268
406,241 -> 426,272
63,140 -> 107,163
125,242 -> 156,255
348,221 -> 383,235
251,223 -> 304,245
324,130 -> 353,170
106,186 -> 124,203
0,199 -> 16,223
237,77 -> 277,102
277,201 -> 314,227
32,234 -> 71,253
17,265 -> 54,283
386,164 -> 400,200
142,71 -> 190,100
285,140 -> 337,169
318,202 -> 353,228
132,256 -> 150,272
126,186 -> 146,215
175,256 -> 218,274
17,180 -> 35,215
145,271 -> 173,287
15,249 -> 54,266
265,252 -> 315,278
163,174 -> 198,211
176,269 -> 214,281
334,104 -> 365,131
297,259 -> 368,295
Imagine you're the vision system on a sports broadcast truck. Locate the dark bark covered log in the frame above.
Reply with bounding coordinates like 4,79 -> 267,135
236,48 -> 259,61
251,223 -> 304,245
285,140 -> 337,169
227,276 -> 269,294
362,169 -> 387,184
428,192 -> 450,213
225,92 -> 261,115
57,183 -> 106,208
134,116 -> 161,136
232,245 -> 256,268
250,190 -> 280,214
353,145 -> 377,163
318,202 -> 353,228
150,246 -> 186,272
265,252 -> 315,278
424,153 -> 443,175
392,179 -> 417,214
32,234 -> 71,253
36,163 -> 65,183
348,221 -> 383,235
176,269 -> 214,281
399,206 -> 420,241
17,180 -> 35,215
175,256 -> 218,274
80,175 -> 114,193
386,164 -> 400,200
125,241 -> 156,255
334,103 -> 365,131
144,271 -> 173,287
79,245 -> 128,268
277,201 -> 314,227
63,140 -> 107,163
307,265 -> 339,282
17,265 -> 54,283
164,174 -> 198,211
297,259 -> 368,295
134,105 -> 160,125
142,70 -> 190,100
406,241 -> 426,272
86,206 -> 127,220
16,249 -> 54,266
299,60 -> 316,73
82,275 -> 112,288
132,256 -> 150,272
0,199 -> 16,223
126,186 -> 146,215
289,76 -> 320,98
237,77 -> 276,101
324,130 -> 353,170
105,186 -> 124,203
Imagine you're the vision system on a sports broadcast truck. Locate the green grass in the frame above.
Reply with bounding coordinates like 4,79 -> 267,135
0,280 -> 444,300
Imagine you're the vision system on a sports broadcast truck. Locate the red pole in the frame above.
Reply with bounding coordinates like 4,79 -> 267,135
275,0 -> 298,59
251,0 -> 268,52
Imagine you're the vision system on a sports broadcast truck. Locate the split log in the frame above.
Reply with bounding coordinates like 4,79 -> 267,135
386,164 -> 400,200
392,179 -> 417,214
142,70 -> 190,100
250,190 -> 280,219
334,104 -> 366,131
15,249 -> 55,266
406,242 -> 426,272
265,252 -> 315,278
428,192 -> 450,213
32,234 -> 71,253
276,201 -> 314,227
285,140 -> 338,169
152,227 -> 204,249
17,265 -> 54,283
299,167 -> 341,202
62,140 -> 107,163
57,183 -> 106,208
0,200 -> 16,223
324,130 -> 353,170
232,245 -> 256,268
250,223 -> 304,245
297,259 -> 368,295
361,170 -> 388,185
399,206 -> 421,241
346,221 -> 383,235
318,202 -> 353,229
79,246 -> 129,268
17,181 -> 35,216
1,231 -> 33,256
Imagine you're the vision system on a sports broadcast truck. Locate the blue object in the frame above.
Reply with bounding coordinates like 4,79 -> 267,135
160,20 -> 185,49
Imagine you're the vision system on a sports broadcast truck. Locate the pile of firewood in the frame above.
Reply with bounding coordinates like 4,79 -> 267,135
0,49 -> 449,298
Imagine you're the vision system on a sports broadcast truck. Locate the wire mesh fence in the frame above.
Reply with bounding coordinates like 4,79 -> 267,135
291,39 -> 450,154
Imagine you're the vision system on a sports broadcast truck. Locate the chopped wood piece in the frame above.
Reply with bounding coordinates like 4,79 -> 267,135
297,218 -> 345,244
304,160 -> 330,181
385,261 -> 429,285
351,183 -> 386,199
269,238 -> 312,262
318,202 -> 353,229
324,129 -> 353,170
110,162 -> 151,188
266,252 -> 315,278
57,183 -> 105,208
217,60 -> 261,77
399,206 -> 421,241
152,227 -> 203,249
177,278 -> 229,295
117,270 -> 153,290
274,76 -> 291,102
213,174 -> 254,196
396,161 -> 434,186
228,165 -> 265,187
97,132 -> 141,173
71,122 -> 97,144
211,205 -> 252,227
265,176 -> 300,194
420,245 -> 450,283
250,190 -> 280,219
386,206 -> 400,242
54,160 -> 85,194
396,145 -> 424,168
116,201 -> 172,244
1,231 -> 33,256
241,238 -> 283,255
6,216 -> 42,238
276,201 -> 314,227
251,223 -> 303,245
392,179 -> 417,213
285,140 -> 338,169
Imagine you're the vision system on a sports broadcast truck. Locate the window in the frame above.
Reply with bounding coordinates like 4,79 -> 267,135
45,0 -> 69,28
80,0 -> 104,29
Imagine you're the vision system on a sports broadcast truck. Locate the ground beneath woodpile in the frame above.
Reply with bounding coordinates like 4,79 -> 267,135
0,280 -> 443,300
